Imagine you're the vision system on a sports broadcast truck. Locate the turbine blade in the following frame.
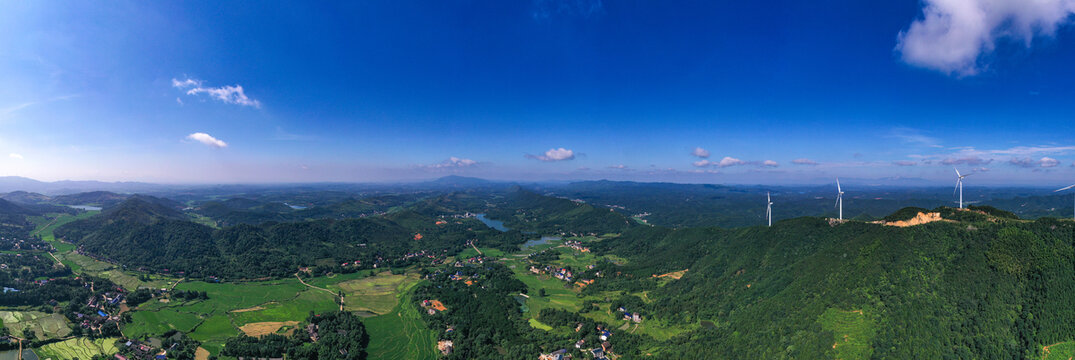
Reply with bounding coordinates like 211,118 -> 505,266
954,180 -> 960,196
1056,184 -> 1075,192
837,178 -> 841,192
835,195 -> 841,208
954,167 -> 961,177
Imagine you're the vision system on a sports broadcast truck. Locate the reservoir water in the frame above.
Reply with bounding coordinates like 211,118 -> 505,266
68,205 -> 103,211
475,213 -> 509,231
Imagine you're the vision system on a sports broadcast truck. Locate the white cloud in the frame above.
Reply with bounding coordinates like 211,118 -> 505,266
917,145 -> 1075,167
1012,156 -> 1061,168
717,156 -> 746,167
896,0 -> 1075,76
526,148 -> 575,161
942,156 -> 992,165
173,77 -> 261,108
608,164 -> 628,170
893,160 -> 918,166
694,157 -> 772,168
8,153 -> 23,160
792,158 -> 819,166
425,157 -> 478,169
186,132 -> 228,148
691,147 -> 710,158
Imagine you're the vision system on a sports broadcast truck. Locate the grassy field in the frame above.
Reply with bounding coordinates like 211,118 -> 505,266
455,247 -> 506,259
528,318 -> 553,331
325,272 -> 420,315
363,280 -> 437,360
127,277 -> 348,357
0,311 -> 71,340
56,252 -> 173,290
818,308 -> 877,360
34,337 -> 118,360
30,212 -> 97,253
1044,341 -> 1075,360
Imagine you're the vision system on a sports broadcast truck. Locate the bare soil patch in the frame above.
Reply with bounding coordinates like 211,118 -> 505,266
239,321 -> 300,337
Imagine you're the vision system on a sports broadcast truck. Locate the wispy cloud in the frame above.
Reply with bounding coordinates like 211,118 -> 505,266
941,156 -> 991,165
893,160 -> 918,166
1,94 -> 79,117
1010,156 -> 1061,168
173,77 -> 261,108
607,164 -> 629,170
8,153 -> 23,160
918,145 -> 1075,167
423,157 -> 478,169
792,158 -> 818,166
186,132 -> 228,148
896,0 -> 1075,76
526,148 -> 575,161
691,147 -> 710,158
694,156 -> 777,168
889,128 -> 942,147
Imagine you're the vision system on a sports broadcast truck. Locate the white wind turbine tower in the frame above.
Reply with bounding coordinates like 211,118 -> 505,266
835,178 -> 844,221
766,192 -> 773,227
1056,183 -> 1075,220
954,167 -> 972,209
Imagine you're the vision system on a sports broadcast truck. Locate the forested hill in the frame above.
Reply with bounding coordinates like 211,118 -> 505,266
482,188 -> 636,234
53,197 -> 526,279
587,208 -> 1075,358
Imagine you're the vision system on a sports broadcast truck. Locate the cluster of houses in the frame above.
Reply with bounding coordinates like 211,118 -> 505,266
116,337 -> 172,360
538,349 -> 569,360
563,240 -> 590,253
75,290 -> 125,331
306,323 -> 319,342
437,340 -> 454,355
530,265 -> 575,282
0,236 -> 50,251
448,212 -> 480,219
420,299 -> 448,315
453,256 -> 485,267
617,307 -> 643,323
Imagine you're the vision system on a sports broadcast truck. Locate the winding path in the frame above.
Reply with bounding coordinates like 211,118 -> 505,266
295,273 -> 344,310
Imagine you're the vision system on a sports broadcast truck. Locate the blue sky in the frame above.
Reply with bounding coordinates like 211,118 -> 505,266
2,1 -> 1075,185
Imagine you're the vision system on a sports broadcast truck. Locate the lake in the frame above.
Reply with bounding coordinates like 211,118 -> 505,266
68,205 -> 103,211
475,213 -> 509,232
283,202 -> 307,210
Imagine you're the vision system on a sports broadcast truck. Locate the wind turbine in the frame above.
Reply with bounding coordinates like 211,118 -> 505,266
1056,183 -> 1075,220
954,168 -> 972,209
835,178 -> 844,221
766,192 -> 773,227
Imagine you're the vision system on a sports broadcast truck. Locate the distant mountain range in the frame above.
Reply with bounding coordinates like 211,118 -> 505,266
0,176 -> 166,195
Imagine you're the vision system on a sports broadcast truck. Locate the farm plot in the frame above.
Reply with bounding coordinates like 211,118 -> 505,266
34,337 -> 118,360
0,311 -> 71,340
